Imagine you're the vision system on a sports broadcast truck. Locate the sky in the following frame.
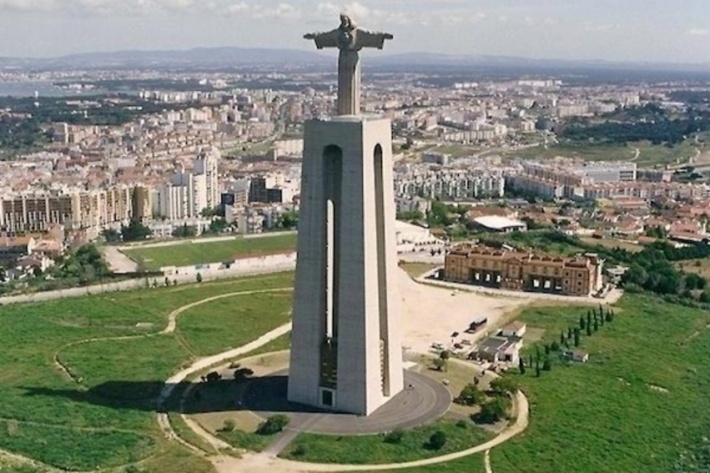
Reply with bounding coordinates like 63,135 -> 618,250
1,0 -> 710,63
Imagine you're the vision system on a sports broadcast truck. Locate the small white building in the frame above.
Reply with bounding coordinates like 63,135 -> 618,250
395,220 -> 444,253
473,216 -> 528,233
499,321 -> 527,338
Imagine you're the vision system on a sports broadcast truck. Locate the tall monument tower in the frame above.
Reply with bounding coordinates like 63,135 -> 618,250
287,13 -> 404,416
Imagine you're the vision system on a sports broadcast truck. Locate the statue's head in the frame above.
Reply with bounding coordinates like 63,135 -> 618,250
340,12 -> 355,30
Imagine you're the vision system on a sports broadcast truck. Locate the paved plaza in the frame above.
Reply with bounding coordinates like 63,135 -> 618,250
240,370 -> 451,435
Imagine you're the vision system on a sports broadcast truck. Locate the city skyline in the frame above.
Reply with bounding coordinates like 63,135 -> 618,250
1,0 -> 710,64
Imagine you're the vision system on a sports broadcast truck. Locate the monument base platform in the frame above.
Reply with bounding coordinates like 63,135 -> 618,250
244,370 -> 450,435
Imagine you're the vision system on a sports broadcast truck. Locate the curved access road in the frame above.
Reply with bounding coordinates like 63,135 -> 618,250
208,390 -> 528,473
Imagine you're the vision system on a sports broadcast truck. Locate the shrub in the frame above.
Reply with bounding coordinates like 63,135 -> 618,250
456,419 -> 469,429
257,414 -> 290,435
489,377 -> 518,395
291,445 -> 306,457
474,396 -> 511,424
234,367 -> 254,382
383,429 -> 404,444
196,272 -> 203,283
427,430 -> 447,450
220,419 -> 235,432
455,383 -> 486,406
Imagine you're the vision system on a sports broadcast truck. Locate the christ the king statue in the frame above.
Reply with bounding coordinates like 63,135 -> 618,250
305,13 -> 394,116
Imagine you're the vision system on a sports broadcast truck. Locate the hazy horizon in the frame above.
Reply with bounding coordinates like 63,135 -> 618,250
1,0 -> 710,64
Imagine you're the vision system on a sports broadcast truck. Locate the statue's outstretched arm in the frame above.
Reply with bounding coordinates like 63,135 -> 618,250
356,30 -> 394,49
304,29 -> 339,49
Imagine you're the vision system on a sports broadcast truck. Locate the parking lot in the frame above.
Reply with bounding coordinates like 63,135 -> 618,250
397,268 -> 530,355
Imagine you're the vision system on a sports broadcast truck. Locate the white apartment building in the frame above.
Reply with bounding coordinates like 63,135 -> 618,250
194,148 -> 220,210
153,149 -> 220,220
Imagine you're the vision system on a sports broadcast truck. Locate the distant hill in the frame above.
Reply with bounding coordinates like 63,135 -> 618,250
1,47 -> 709,73
0,47 -> 328,70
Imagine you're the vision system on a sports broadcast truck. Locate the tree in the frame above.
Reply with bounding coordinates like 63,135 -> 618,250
196,272 -> 203,283
455,384 -> 486,406
474,396 -> 511,424
544,344 -> 551,355
568,327 -> 573,339
550,341 -> 560,352
605,309 -> 614,322
208,218 -> 229,234
384,429 -> 404,444
587,311 -> 592,330
427,430 -> 447,450
204,371 -> 222,383
586,322 -> 593,337
574,328 -> 580,347
121,218 -> 152,242
700,291 -> 710,304
518,357 -> 526,375
490,377 -> 518,396
593,319 -> 599,332
164,277 -> 170,287
432,358 -> 447,372
276,211 -> 299,230
536,364 -> 541,377
257,414 -> 290,435
172,223 -> 197,238
528,354 -> 533,368
439,350 -> 451,361
580,315 -> 586,330
560,332 -> 566,345
543,358 -> 552,371
102,228 -> 121,243
685,273 -> 707,291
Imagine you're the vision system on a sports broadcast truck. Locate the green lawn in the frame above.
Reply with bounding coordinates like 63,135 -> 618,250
501,139 -> 697,166
280,420 -> 493,464
502,142 -> 635,161
217,428 -> 279,452
366,295 -> 710,473
0,272 -> 294,472
489,295 -> 710,473
122,233 -> 297,270
371,456 -> 487,473
177,290 -> 292,356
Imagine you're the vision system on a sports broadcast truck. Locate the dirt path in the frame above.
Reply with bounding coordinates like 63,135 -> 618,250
102,245 -> 139,273
484,449 -> 492,473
